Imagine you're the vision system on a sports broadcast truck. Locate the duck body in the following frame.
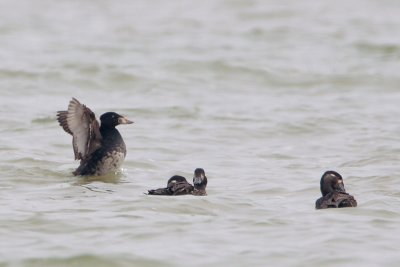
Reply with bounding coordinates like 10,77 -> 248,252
57,98 -> 133,176
148,175 -> 194,196
315,170 -> 357,209
147,168 -> 208,196
74,126 -> 127,176
315,192 -> 357,209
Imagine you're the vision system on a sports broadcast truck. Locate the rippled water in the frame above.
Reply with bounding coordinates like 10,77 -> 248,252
1,0 -> 400,266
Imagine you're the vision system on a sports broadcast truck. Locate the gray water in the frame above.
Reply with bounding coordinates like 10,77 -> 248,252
1,0 -> 400,266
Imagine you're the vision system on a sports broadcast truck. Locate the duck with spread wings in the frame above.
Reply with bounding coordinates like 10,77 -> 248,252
57,98 -> 133,176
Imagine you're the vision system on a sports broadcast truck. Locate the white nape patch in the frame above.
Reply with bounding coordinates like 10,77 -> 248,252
95,151 -> 125,175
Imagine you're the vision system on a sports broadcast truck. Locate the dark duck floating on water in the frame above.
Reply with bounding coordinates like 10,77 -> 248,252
147,168 -> 208,196
315,171 -> 357,209
57,98 -> 133,176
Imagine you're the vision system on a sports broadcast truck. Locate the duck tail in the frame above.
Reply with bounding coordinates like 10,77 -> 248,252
147,187 -> 171,195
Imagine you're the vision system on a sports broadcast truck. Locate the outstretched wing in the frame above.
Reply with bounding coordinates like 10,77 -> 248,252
57,98 -> 102,160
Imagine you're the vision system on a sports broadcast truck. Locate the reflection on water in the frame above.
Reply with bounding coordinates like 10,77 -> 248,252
73,172 -> 124,186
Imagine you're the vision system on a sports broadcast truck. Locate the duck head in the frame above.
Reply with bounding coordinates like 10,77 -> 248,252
193,168 -> 207,191
320,170 -> 346,196
100,112 -> 133,128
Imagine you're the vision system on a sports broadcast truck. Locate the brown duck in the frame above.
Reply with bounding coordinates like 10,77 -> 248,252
147,168 -> 208,196
315,171 -> 357,209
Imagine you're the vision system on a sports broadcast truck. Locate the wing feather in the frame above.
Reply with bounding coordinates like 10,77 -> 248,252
57,98 -> 102,160
170,182 -> 194,195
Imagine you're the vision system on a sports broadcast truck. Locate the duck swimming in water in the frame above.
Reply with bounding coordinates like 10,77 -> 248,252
147,168 -> 208,196
57,98 -> 133,176
315,171 -> 357,209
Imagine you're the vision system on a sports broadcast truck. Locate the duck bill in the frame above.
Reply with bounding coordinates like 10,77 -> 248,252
193,174 -> 204,185
118,116 -> 134,124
